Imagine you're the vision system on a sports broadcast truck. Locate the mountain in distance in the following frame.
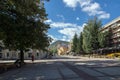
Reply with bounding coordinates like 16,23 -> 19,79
49,40 -> 70,49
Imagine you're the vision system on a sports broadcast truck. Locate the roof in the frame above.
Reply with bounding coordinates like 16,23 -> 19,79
102,16 -> 120,29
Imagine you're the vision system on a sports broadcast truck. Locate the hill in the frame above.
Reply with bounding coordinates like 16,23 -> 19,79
49,40 -> 69,50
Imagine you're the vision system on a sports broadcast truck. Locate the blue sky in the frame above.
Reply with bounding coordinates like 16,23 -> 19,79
44,0 -> 120,42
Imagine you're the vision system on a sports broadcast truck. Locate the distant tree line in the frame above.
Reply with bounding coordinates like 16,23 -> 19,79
71,17 -> 112,54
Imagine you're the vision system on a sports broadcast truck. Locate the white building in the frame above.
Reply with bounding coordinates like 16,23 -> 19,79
0,48 -> 48,60
101,16 -> 120,47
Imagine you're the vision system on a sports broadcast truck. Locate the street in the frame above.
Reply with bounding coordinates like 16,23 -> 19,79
0,56 -> 120,80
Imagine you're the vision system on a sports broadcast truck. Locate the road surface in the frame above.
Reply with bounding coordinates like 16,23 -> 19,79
0,55 -> 120,80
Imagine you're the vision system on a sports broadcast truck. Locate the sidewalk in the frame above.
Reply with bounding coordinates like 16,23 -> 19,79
58,55 -> 120,61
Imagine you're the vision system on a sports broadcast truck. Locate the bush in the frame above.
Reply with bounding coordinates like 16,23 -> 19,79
106,53 -> 120,58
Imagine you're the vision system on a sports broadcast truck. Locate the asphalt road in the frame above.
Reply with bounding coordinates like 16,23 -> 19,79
0,56 -> 120,80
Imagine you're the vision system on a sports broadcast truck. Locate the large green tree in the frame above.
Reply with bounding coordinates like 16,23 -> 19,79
82,17 -> 102,53
76,32 -> 83,54
98,27 -> 113,48
98,31 -> 107,48
72,33 -> 78,53
98,32 -> 105,48
82,25 -> 92,53
0,0 -> 50,63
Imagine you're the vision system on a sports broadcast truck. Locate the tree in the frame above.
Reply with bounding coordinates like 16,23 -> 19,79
50,47 -> 57,55
77,32 -> 83,54
98,31 -> 108,48
0,0 -> 50,63
82,17 -> 102,53
98,27 -> 113,48
72,33 -> 78,53
98,32 -> 105,48
82,25 -> 92,53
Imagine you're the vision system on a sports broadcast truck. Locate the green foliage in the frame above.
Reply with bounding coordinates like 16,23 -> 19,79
75,32 -> 83,54
0,0 -> 50,49
98,28 -> 113,48
0,0 -> 50,62
72,33 -> 78,53
98,32 -> 105,48
98,31 -> 108,48
50,48 -> 57,55
70,17 -> 112,54
82,25 -> 92,53
82,17 -> 102,53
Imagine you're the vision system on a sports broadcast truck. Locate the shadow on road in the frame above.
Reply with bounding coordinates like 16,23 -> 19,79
0,56 -> 120,80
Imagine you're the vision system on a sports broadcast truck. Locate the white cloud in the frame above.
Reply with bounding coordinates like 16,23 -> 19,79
47,19 -> 86,41
63,0 -> 79,8
50,22 -> 78,28
63,0 -> 110,19
45,19 -> 77,28
44,19 -> 52,23
58,23 -> 85,40
49,34 -> 70,42
61,36 -> 69,41
79,0 -> 91,7
58,28 -> 79,39
76,17 -> 80,20
48,35 -> 58,43
82,2 -> 100,16
57,14 -> 65,21
98,12 -> 110,19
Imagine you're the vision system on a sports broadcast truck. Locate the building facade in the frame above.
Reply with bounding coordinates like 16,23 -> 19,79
0,49 -> 48,60
101,16 -> 120,48
57,43 -> 69,55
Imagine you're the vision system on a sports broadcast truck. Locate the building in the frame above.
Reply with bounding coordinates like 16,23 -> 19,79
101,16 -> 120,47
98,16 -> 120,54
0,48 -> 48,60
57,46 -> 69,55
57,43 -> 69,55
0,40 -> 4,59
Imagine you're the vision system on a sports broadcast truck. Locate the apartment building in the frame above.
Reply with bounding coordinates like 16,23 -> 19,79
101,16 -> 120,47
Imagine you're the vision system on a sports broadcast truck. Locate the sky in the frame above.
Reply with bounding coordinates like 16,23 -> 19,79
44,0 -> 120,42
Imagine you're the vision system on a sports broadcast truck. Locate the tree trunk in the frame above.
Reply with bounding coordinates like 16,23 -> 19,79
19,49 -> 24,63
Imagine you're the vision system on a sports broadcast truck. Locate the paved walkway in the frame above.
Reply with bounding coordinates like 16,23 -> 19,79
0,56 -> 120,80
